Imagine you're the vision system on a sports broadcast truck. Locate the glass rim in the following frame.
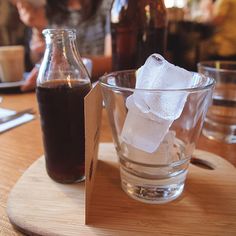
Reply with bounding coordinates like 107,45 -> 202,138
99,69 -> 215,93
197,61 -> 236,73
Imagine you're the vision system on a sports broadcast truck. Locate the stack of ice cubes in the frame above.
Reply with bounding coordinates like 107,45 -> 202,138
121,54 -> 195,156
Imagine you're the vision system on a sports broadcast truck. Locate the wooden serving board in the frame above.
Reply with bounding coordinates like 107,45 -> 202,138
7,143 -> 236,236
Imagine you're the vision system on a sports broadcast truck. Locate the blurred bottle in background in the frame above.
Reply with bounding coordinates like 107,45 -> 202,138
110,0 -> 167,71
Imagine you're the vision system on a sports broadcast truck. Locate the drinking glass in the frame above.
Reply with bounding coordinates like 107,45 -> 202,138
100,70 -> 214,204
0,46 -> 25,82
198,61 -> 236,143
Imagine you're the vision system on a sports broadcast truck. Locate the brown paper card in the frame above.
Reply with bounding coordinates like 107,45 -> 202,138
84,82 -> 103,224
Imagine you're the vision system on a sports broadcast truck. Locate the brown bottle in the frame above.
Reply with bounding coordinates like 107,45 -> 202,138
110,0 -> 168,71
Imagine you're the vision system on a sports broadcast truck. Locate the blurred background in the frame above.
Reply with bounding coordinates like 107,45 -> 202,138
1,0 -> 235,74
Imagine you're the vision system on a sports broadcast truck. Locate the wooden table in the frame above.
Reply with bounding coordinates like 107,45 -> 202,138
0,92 -> 235,235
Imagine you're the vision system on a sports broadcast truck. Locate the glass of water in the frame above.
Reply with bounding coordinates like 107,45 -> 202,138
198,61 -> 236,143
99,70 -> 214,204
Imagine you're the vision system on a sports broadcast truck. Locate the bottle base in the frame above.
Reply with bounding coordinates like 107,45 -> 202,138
46,170 -> 85,184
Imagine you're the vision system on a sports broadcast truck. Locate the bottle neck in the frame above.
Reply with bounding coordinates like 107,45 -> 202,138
37,29 -> 91,86
44,30 -> 78,62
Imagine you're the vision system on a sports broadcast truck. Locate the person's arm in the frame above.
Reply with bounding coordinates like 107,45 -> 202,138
211,0 -> 229,26
16,0 -> 47,29
16,0 -> 47,63
20,64 -> 39,92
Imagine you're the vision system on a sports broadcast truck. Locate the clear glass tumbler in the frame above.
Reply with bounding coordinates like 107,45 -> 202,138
198,61 -> 236,143
100,70 -> 214,204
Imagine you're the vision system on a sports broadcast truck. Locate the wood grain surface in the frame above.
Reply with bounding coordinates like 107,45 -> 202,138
6,144 -> 236,236
0,92 -> 236,235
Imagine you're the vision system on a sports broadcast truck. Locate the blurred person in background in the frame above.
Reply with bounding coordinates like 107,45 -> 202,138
0,0 -> 11,46
0,0 -> 25,46
183,0 -> 214,22
0,0 -> 33,71
16,0 -> 113,91
198,0 -> 214,22
202,0 -> 236,61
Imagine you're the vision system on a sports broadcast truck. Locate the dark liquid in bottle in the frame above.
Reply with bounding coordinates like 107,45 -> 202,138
36,79 -> 91,183
111,27 -> 167,71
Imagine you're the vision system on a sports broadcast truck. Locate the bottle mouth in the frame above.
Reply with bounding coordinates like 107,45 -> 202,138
42,29 -> 76,39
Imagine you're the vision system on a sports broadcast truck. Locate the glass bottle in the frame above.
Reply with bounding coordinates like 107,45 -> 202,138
110,0 -> 168,71
36,29 -> 91,183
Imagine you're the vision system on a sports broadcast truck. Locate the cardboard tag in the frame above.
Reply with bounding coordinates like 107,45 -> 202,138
84,82 -> 103,224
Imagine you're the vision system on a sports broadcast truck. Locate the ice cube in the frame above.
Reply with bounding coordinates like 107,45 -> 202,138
121,54 -> 195,153
136,54 -> 193,89
121,96 -> 172,153
133,54 -> 193,120
124,131 -> 177,164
